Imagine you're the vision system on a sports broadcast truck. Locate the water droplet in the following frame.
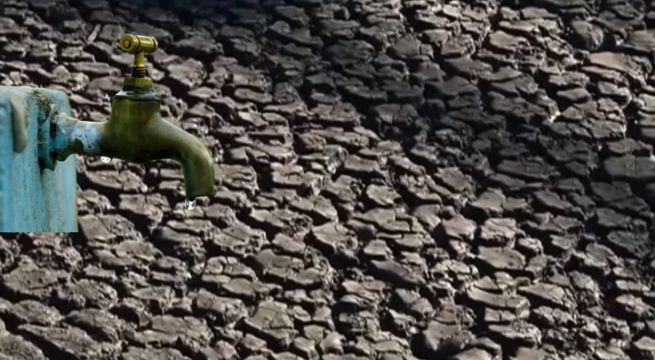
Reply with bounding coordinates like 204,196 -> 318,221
184,198 -> 196,210
100,156 -> 111,163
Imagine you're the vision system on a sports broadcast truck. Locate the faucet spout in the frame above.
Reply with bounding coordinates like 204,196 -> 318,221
40,33 -> 217,204
48,89 -> 217,200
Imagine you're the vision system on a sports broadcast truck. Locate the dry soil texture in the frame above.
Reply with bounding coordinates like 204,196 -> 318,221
2,0 -> 655,359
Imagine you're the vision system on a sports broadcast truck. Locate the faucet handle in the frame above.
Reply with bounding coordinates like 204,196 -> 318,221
119,34 -> 158,54
118,34 -> 158,79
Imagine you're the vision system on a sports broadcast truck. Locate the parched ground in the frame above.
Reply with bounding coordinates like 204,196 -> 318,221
1,0 -> 655,358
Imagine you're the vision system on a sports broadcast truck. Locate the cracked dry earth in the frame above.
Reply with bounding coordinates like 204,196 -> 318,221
6,0 -> 655,359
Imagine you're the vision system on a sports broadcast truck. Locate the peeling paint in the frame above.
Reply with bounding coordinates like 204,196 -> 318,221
66,117 -> 102,154
51,114 -> 103,162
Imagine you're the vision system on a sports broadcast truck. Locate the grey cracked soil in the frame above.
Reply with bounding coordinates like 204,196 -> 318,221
2,0 -> 655,359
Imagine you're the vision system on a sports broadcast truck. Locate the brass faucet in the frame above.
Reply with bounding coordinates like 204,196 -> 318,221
43,34 -> 217,201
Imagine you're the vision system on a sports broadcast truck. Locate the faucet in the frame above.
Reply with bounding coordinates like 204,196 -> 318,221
41,34 -> 217,203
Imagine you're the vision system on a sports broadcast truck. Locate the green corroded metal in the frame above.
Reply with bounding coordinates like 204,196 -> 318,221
49,84 -> 217,200
0,86 -> 77,232
103,86 -> 217,200
46,33 -> 217,201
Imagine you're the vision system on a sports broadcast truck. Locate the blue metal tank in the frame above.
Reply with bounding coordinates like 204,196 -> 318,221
0,87 -> 77,232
